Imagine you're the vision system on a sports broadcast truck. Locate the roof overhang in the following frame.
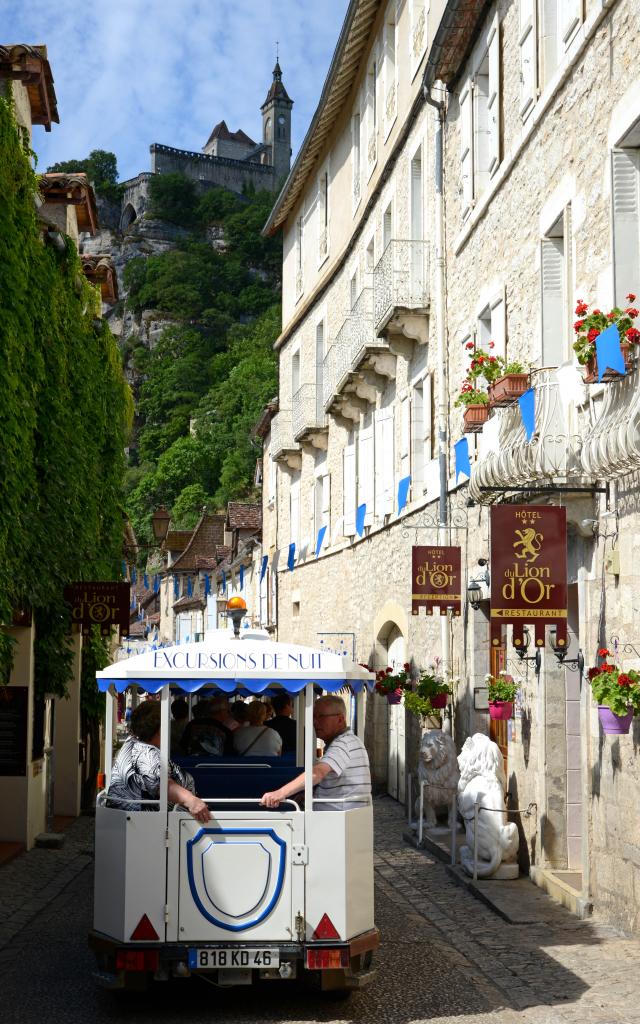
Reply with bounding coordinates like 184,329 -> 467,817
263,0 -> 381,236
0,44 -> 59,130
81,254 -> 118,302
422,0 -> 492,92
39,173 -> 98,234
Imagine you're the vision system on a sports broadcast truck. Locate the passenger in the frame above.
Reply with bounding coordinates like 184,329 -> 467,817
262,698 -> 275,721
106,702 -> 209,822
231,700 -> 249,727
180,698 -> 233,756
266,692 -> 297,754
170,698 -> 189,754
234,701 -> 282,756
260,695 -> 371,811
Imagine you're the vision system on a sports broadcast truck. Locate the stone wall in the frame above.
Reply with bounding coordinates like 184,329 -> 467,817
150,144 -> 276,194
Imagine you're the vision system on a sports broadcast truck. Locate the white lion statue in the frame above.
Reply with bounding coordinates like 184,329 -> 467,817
416,730 -> 459,829
457,734 -> 519,878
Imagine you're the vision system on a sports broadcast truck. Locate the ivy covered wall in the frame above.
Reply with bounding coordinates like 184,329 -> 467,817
0,90 -> 132,695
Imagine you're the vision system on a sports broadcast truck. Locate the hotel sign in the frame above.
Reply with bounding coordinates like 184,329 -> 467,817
412,546 -> 462,617
63,581 -> 131,637
490,505 -> 567,650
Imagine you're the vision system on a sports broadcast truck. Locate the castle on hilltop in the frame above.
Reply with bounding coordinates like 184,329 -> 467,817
119,62 -> 293,230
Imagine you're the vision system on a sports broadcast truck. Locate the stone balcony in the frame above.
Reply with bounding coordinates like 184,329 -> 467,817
322,287 -> 396,422
270,410 -> 301,470
373,239 -> 429,343
579,353 -> 640,480
468,367 -> 588,504
292,383 -> 328,450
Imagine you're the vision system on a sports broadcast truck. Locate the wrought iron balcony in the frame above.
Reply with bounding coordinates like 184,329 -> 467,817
468,368 -> 585,504
292,384 -> 328,448
270,410 -> 301,470
373,240 -> 429,336
579,353 -> 640,479
322,288 -> 395,416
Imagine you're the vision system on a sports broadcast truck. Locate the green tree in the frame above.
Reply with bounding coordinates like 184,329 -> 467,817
47,149 -> 121,202
148,172 -> 198,226
171,484 -> 218,529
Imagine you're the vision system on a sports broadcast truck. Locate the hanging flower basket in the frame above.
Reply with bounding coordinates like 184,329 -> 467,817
429,692 -> 448,709
386,690 -> 403,705
489,700 -> 513,721
462,404 -> 489,433
598,704 -> 633,735
488,373 -> 530,407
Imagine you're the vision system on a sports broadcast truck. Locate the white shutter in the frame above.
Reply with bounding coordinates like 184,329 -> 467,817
343,432 -> 357,536
559,0 -> 581,46
315,321 -> 325,422
411,383 -> 425,492
541,239 -> 565,366
487,14 -> 501,175
460,79 -> 474,217
612,149 -> 640,307
423,372 -> 433,461
322,472 -> 330,522
399,394 -> 411,490
358,412 -> 374,526
490,294 -> 506,360
290,472 -> 300,548
375,404 -> 394,518
268,448 -> 277,504
519,0 -> 538,118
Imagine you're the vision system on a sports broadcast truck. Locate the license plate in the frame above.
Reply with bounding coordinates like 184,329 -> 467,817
188,948 -> 280,970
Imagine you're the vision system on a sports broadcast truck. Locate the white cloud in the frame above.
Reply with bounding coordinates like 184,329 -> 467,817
5,0 -> 347,180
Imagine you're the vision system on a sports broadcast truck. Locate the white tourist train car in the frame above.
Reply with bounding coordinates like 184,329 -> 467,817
89,632 -> 378,994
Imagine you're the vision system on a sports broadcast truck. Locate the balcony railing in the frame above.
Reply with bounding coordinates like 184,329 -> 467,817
373,239 -> 429,333
468,368 -> 585,504
270,410 -> 300,465
579,354 -> 640,479
292,383 -> 327,441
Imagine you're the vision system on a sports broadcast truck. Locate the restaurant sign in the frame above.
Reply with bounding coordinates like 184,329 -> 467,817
490,505 -> 567,649
63,581 -> 131,637
412,546 -> 462,616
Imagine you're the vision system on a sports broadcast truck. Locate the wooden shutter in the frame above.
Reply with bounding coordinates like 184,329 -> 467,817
612,149 -> 640,308
460,79 -> 474,217
541,239 -> 564,366
343,432 -> 357,536
487,14 -> 501,175
358,412 -> 374,527
519,0 -> 538,118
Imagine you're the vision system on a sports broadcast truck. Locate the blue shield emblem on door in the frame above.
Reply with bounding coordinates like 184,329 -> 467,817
186,828 -> 287,931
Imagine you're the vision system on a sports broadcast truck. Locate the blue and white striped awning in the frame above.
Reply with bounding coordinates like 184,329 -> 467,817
96,632 -> 374,696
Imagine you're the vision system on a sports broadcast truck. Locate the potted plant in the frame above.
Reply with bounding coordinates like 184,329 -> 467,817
486,672 -> 518,720
587,649 -> 640,734
573,295 -> 640,382
465,341 -> 529,407
415,670 -> 452,709
455,379 -> 489,433
375,662 -> 412,704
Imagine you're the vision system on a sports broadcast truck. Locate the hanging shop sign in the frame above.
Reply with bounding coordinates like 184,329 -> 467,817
490,505 -> 567,650
63,581 -> 131,637
412,545 -> 462,616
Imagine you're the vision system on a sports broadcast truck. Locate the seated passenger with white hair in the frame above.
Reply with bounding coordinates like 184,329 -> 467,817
260,695 -> 371,811
234,700 -> 282,756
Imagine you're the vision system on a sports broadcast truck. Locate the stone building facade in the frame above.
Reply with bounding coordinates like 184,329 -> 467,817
262,0 -> 640,935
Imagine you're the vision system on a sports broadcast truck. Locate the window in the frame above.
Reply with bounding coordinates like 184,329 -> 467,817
318,168 -> 329,264
411,374 -> 433,493
541,0 -> 582,86
410,0 -> 427,74
315,320 -> 325,422
612,145 -> 640,307
268,447 -> 277,506
399,393 -> 411,488
519,0 -> 538,118
541,208 -> 572,366
352,110 -> 361,207
358,411 -> 374,529
459,13 -> 501,218
365,237 -> 375,284
383,202 -> 393,253
295,215 -> 303,296
366,54 -> 378,173
384,3 -> 397,133
290,471 -> 300,548
410,148 -> 423,240
291,349 -> 300,400
375,398 -> 394,518
313,453 -> 330,541
343,430 -> 357,536
478,292 -> 506,359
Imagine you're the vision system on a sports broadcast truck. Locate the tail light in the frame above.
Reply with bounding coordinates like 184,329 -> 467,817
305,947 -> 350,970
116,949 -> 160,972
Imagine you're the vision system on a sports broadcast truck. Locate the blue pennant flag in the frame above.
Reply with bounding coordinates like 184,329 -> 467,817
131,592 -> 137,611
287,543 -> 296,572
355,503 -> 367,538
518,388 -> 535,441
454,438 -> 471,482
397,475 -> 411,515
221,570 -> 227,593
131,566 -> 137,584
204,573 -> 211,598
153,574 -> 159,593
173,575 -> 179,599
596,324 -> 625,381
260,554 -> 268,581
187,576 -> 193,597
121,560 -> 127,579
315,525 -> 327,558
143,573 -> 149,590
240,565 -> 244,591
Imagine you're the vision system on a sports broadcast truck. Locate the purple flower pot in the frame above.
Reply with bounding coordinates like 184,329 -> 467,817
386,690 -> 402,705
430,693 -> 448,709
489,701 -> 513,721
598,705 -> 633,735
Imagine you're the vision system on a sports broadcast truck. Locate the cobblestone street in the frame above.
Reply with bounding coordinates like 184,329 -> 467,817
2,798 -> 640,1024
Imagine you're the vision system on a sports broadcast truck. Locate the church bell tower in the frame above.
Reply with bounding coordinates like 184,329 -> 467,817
261,61 -> 293,182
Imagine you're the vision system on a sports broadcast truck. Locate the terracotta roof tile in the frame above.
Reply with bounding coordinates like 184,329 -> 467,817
164,530 -> 193,553
204,119 -> 255,149
170,513 -> 226,571
39,172 -> 98,234
173,594 -> 205,610
81,254 -> 118,302
0,44 -> 59,130
226,502 -> 262,531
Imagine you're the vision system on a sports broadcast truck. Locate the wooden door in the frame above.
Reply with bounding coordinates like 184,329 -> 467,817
489,643 -> 508,781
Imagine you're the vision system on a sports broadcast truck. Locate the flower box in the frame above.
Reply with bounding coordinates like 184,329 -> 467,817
462,404 -> 489,433
583,343 -> 633,384
488,373 -> 530,407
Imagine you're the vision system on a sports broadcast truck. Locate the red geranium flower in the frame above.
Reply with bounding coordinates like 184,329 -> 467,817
626,327 -> 640,344
403,662 -> 411,671
593,309 -> 602,316
598,647 -> 610,657
617,674 -> 632,687
575,301 -> 588,316
626,307 -> 639,318
626,293 -> 636,302
588,667 -> 600,681
587,328 -> 599,342
488,341 -> 495,349
607,311 -> 617,320
465,341 -> 474,350
574,319 -> 585,333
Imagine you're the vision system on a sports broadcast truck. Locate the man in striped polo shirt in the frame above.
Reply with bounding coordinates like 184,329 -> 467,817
260,695 -> 371,811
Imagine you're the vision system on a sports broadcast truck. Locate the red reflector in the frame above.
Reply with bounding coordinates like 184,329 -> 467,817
312,913 -> 341,940
116,949 -> 159,972
306,947 -> 350,970
129,914 -> 160,941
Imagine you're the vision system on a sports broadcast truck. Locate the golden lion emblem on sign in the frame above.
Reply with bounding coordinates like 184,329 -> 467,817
513,528 -> 543,563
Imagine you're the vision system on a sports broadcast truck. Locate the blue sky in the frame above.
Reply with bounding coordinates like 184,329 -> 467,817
5,0 -> 348,181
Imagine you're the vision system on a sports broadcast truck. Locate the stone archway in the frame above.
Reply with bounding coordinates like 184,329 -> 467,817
120,203 -> 137,230
371,605 -> 408,803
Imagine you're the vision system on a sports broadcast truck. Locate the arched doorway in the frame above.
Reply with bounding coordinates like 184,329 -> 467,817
382,624 -> 407,802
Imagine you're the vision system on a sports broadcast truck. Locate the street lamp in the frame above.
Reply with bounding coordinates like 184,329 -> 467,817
226,596 -> 247,638
549,625 -> 584,675
514,626 -> 542,675
151,506 -> 171,544
467,559 -> 490,610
